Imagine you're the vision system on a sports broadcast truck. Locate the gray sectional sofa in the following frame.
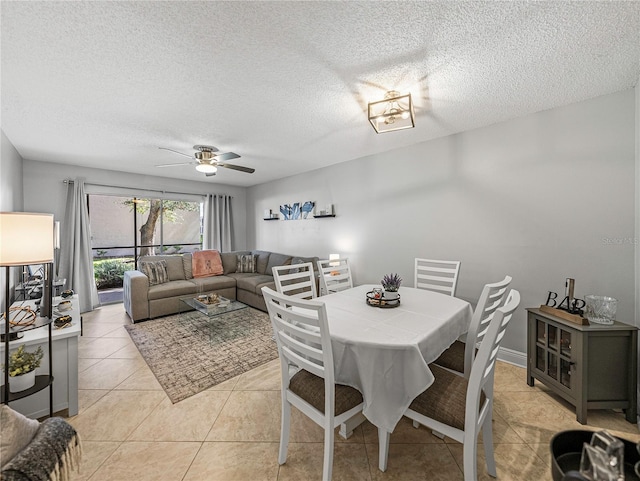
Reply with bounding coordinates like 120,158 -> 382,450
123,250 -> 318,322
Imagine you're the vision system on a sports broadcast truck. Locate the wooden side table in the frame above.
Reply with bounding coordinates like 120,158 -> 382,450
527,307 -> 637,424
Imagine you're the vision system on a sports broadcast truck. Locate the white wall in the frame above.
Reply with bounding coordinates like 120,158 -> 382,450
21,160 -> 249,251
247,89 -> 637,358
1,130 -> 24,211
0,130 -> 26,311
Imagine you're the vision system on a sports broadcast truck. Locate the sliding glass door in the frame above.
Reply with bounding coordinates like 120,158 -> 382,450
88,194 -> 202,303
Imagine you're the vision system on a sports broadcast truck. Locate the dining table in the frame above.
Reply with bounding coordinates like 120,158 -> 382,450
320,284 -> 473,436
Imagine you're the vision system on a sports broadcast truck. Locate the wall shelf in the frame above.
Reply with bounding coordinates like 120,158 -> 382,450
263,218 -> 279,221
313,214 -> 336,218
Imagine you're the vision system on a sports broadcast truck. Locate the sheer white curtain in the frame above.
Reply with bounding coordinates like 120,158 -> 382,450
59,178 -> 100,313
203,194 -> 233,251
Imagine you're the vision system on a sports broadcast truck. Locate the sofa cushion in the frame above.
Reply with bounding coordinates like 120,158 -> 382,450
221,251 -> 249,274
291,256 -> 320,275
252,250 -> 271,274
237,254 -> 258,273
192,250 -> 224,277
266,252 -> 292,276
230,273 -> 274,295
139,255 -> 186,281
139,260 -> 169,286
148,280 -> 196,300
182,253 -> 193,279
0,404 -> 40,467
189,275 -> 237,291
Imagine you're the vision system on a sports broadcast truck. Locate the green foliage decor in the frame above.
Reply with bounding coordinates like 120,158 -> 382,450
6,345 -> 44,377
93,258 -> 134,289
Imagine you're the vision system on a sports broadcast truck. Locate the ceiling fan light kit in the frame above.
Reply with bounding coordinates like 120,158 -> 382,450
195,163 -> 217,174
368,91 -> 415,134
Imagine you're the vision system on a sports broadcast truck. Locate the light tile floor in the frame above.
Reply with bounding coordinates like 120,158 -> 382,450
67,303 -> 640,481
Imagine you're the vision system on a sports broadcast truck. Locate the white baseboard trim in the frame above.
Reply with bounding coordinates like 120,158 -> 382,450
497,346 -> 526,368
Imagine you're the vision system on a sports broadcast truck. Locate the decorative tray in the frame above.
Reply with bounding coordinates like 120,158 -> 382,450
365,291 -> 401,308
194,295 -> 231,309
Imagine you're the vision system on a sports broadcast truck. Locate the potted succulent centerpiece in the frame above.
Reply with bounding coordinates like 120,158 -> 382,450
381,273 -> 402,299
4,344 -> 44,393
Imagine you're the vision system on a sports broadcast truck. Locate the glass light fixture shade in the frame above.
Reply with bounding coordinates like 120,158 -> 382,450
0,212 -> 55,266
368,91 -> 415,133
195,163 -> 218,174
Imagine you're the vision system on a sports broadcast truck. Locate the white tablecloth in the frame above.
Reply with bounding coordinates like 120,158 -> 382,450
322,284 -> 473,433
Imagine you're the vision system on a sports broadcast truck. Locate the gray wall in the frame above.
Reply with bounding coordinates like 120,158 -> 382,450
247,89 -> 637,361
0,130 -> 25,311
1,129 -> 24,211
21,160 -> 249,251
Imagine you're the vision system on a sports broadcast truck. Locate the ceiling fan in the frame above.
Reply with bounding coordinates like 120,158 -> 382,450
156,145 -> 255,176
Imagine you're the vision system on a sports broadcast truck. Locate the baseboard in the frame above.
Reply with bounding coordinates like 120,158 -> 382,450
497,346 -> 526,368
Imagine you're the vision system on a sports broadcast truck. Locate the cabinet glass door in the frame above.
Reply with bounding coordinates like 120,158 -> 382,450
537,320 -> 546,344
548,352 -> 558,380
536,346 -> 545,371
560,359 -> 571,388
560,330 -> 572,357
548,325 -> 558,350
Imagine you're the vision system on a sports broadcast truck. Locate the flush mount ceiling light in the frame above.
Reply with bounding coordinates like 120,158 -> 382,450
195,162 -> 218,174
368,90 -> 415,134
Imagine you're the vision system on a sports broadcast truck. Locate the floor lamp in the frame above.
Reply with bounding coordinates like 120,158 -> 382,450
0,212 -> 54,403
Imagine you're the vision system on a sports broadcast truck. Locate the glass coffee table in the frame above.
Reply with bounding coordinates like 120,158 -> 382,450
179,294 -> 248,345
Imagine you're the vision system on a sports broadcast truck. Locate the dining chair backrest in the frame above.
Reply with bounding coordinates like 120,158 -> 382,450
384,289 -> 520,480
463,275 -> 512,378
272,262 -> 317,300
262,286 -> 364,481
414,258 -> 461,296
316,258 -> 353,295
263,286 -> 333,385
461,288 -> 520,479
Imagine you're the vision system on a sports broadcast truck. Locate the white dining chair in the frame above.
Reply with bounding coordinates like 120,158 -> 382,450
433,275 -> 512,378
414,258 -> 461,296
262,286 -> 364,481
316,258 -> 353,295
379,289 -> 520,480
272,262 -> 317,299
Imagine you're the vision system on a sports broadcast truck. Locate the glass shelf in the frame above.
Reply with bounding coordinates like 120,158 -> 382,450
1,315 -> 53,339
0,374 -> 53,402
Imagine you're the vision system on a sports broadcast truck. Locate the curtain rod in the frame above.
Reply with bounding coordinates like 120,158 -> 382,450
62,179 -> 232,198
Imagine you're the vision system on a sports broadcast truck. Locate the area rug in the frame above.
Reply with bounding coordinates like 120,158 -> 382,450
125,307 -> 278,403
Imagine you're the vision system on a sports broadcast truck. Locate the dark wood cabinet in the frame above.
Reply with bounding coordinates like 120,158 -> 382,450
527,307 -> 637,424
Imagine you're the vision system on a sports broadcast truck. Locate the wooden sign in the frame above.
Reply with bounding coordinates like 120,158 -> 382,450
539,305 -> 589,325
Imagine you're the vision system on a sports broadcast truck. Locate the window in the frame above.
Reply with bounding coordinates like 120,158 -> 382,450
88,194 -> 203,303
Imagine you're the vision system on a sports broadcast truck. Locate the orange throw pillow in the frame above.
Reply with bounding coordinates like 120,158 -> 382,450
192,250 -> 224,278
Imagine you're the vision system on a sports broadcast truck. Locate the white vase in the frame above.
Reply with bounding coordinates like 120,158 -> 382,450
9,370 -> 36,393
383,290 -> 399,300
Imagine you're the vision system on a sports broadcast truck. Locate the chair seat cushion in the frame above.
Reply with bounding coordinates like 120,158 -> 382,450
409,364 -> 485,431
289,369 -> 363,416
432,340 -> 466,374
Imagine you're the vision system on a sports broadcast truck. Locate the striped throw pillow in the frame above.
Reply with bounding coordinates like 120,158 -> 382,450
236,254 -> 258,273
140,260 -> 169,286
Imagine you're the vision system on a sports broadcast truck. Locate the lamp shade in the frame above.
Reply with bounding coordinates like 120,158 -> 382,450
0,212 -> 55,266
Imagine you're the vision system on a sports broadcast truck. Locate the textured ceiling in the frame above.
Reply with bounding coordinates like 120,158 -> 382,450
2,1 -> 639,187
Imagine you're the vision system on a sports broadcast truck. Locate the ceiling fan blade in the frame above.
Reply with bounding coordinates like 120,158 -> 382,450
155,161 -> 195,167
158,147 -> 194,159
217,163 -> 255,174
213,152 -> 241,161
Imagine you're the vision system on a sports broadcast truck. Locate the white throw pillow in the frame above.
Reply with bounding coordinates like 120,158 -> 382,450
0,404 -> 40,467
